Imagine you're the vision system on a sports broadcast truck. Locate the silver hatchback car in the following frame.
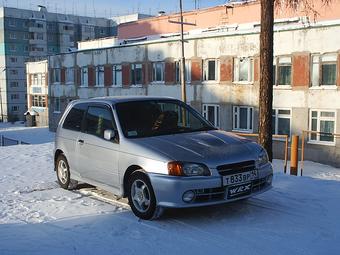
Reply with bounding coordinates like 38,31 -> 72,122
54,96 -> 273,219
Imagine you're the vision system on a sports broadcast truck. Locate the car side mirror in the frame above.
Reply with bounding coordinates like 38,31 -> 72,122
104,129 -> 118,142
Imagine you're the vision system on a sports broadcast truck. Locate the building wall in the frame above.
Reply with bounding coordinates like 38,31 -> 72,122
48,20 -> 340,166
26,60 -> 48,126
117,0 -> 340,39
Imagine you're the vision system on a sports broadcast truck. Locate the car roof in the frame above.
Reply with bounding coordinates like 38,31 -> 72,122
70,96 -> 179,106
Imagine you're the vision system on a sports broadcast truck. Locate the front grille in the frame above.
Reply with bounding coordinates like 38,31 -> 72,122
216,160 -> 256,176
194,187 -> 225,203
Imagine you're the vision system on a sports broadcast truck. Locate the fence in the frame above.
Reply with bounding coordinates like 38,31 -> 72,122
231,132 -> 289,173
0,135 -> 30,146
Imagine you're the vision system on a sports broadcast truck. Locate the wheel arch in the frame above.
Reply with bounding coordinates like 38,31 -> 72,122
123,165 -> 147,197
54,149 -> 65,171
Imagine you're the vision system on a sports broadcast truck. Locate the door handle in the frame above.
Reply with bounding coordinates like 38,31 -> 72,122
77,139 -> 84,144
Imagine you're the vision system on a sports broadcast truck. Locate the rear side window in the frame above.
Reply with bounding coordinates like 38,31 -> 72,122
62,103 -> 87,131
85,106 -> 115,138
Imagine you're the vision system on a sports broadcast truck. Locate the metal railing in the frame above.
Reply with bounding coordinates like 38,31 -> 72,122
0,135 -> 30,146
300,130 -> 340,176
231,132 -> 289,173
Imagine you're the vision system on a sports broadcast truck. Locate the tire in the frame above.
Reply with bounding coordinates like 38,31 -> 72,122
128,171 -> 159,220
56,154 -> 77,190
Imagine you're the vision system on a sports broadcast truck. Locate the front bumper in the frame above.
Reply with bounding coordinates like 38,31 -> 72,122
149,163 -> 273,208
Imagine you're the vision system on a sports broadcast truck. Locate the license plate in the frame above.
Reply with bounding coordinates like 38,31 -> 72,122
223,170 -> 258,186
227,182 -> 252,199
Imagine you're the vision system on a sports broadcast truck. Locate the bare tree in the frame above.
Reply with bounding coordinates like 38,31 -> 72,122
258,0 -> 331,161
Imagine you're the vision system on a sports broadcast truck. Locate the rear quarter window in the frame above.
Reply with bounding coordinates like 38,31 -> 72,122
62,103 -> 88,131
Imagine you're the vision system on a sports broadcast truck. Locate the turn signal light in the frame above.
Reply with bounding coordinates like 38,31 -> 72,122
168,162 -> 183,176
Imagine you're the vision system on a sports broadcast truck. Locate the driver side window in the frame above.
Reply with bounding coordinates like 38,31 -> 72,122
85,105 -> 116,139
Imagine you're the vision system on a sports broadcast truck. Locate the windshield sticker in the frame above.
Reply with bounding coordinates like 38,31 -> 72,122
128,130 -> 138,136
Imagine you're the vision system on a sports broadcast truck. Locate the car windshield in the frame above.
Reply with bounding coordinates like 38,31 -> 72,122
115,99 -> 216,138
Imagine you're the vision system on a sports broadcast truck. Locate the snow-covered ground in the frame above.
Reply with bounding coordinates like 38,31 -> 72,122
0,123 -> 54,144
1,126 -> 340,255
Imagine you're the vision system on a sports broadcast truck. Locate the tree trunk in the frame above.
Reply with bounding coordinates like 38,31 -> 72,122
259,0 -> 274,161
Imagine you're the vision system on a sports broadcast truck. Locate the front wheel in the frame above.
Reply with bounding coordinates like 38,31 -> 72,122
128,171 -> 159,220
56,154 -> 77,190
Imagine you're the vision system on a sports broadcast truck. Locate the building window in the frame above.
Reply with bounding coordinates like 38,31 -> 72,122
233,106 -> 253,132
54,69 -> 61,83
152,62 -> 165,83
9,19 -> 16,27
11,106 -> 19,112
36,33 -> 44,40
95,66 -> 104,86
131,64 -> 143,86
272,109 -> 291,136
66,68 -> 74,83
233,57 -> 253,82
9,45 -> 17,52
54,97 -> 61,113
9,33 -> 16,39
175,60 -> 191,84
32,95 -> 46,107
10,69 -> 18,75
311,54 -> 337,87
11,94 -> 20,100
80,67 -> 88,87
33,74 -> 39,85
10,81 -> 19,88
309,110 -> 336,144
10,57 -> 17,63
202,104 -> 220,128
203,59 -> 218,81
274,56 -> 291,86
112,65 -> 122,86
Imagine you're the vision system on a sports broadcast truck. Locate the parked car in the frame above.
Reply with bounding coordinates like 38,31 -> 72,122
54,96 -> 273,219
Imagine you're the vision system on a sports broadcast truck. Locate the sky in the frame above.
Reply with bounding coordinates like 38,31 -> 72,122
1,0 -> 227,18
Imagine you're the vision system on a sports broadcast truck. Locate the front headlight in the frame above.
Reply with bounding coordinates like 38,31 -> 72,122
168,162 -> 211,176
256,148 -> 269,168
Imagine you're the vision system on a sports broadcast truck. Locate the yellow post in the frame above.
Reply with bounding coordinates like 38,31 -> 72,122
290,135 -> 299,176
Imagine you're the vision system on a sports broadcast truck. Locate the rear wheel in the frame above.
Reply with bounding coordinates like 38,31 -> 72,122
56,154 -> 77,190
128,171 -> 159,220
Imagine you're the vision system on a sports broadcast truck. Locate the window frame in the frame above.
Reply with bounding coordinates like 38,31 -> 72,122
112,64 -> 122,87
83,103 -> 118,142
308,109 -> 336,146
272,108 -> 291,139
151,62 -> 165,84
273,56 -> 292,87
54,97 -> 61,113
175,60 -> 191,84
202,103 -> 220,128
53,68 -> 61,84
203,59 -> 219,82
233,106 -> 254,133
131,63 -> 143,87
233,57 -> 254,84
95,66 -> 105,87
65,67 -> 75,84
310,53 -> 337,88
81,66 -> 88,87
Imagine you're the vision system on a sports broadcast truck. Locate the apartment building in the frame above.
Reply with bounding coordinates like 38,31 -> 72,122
47,0 -> 340,166
0,5 -> 115,122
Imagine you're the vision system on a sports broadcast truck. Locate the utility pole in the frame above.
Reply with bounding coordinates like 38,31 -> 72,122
168,0 -> 196,104
179,0 -> 186,103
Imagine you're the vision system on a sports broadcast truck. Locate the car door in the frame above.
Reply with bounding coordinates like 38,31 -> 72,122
59,103 -> 88,175
76,103 -> 120,188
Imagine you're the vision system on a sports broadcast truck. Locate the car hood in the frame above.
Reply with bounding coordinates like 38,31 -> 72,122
131,130 -> 261,168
